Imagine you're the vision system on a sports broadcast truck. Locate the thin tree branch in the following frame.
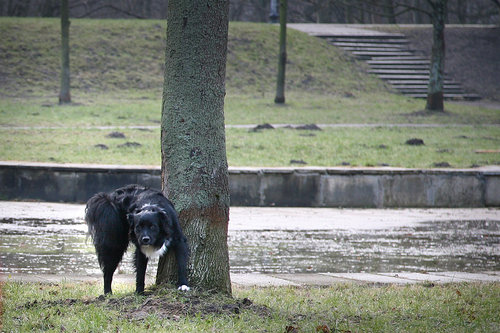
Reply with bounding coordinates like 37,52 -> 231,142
76,4 -> 145,19
337,0 -> 433,20
393,1 -> 432,16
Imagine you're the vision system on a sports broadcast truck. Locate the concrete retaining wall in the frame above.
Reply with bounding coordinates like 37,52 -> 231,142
1,162 -> 499,207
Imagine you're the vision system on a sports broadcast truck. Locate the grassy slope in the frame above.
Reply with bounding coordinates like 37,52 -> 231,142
2,282 -> 500,332
0,17 -> 384,97
0,18 -> 499,168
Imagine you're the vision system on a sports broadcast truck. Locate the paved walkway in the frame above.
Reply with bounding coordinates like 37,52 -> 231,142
3,272 -> 499,287
288,24 -> 391,37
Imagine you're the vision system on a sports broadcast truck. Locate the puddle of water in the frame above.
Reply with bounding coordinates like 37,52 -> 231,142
229,221 -> 500,273
0,218 -> 498,275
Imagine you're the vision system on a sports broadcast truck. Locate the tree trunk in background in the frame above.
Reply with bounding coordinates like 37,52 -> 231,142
157,0 -> 232,295
413,0 -> 424,23
384,0 -> 397,23
274,0 -> 287,104
425,0 -> 446,111
144,0 -> 152,18
58,0 -> 71,104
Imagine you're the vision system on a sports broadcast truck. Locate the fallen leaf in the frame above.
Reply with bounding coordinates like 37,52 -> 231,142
316,324 -> 331,332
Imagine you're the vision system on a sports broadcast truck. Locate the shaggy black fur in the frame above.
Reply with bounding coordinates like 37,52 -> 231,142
85,184 -> 189,294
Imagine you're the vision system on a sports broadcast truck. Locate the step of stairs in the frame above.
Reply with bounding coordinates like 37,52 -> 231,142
352,51 -> 415,59
321,34 -> 479,100
387,79 -> 457,85
331,42 -> 409,49
369,64 -> 430,70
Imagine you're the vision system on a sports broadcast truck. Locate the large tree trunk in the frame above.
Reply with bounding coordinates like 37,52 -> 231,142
58,0 -> 71,104
425,0 -> 446,111
274,0 -> 287,104
157,0 -> 231,295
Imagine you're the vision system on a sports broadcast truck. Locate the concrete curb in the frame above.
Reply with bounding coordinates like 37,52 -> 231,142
1,162 -> 499,207
2,272 -> 499,287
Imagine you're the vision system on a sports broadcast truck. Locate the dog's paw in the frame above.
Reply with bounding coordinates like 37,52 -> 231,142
178,285 -> 190,292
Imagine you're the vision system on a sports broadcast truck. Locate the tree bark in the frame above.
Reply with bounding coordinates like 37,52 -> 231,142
274,0 -> 287,104
157,0 -> 231,295
425,0 -> 446,111
58,0 -> 71,104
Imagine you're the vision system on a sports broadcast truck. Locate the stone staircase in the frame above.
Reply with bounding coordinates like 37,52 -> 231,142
321,33 -> 480,100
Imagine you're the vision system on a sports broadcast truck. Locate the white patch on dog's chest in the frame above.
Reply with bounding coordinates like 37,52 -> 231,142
140,241 -> 169,258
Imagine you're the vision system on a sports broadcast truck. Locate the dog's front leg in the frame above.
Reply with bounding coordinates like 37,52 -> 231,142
174,240 -> 190,291
134,248 -> 149,294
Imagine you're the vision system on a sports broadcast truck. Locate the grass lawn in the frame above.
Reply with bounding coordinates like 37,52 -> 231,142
1,281 -> 499,332
1,93 -> 500,127
1,125 -> 499,168
0,126 -> 500,168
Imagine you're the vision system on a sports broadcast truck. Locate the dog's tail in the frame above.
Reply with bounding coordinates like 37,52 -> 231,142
85,192 -> 129,251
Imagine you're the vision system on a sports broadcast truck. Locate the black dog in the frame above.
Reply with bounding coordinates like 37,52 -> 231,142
85,184 -> 189,294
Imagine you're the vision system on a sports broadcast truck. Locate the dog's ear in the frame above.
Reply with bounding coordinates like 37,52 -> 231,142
158,210 -> 173,235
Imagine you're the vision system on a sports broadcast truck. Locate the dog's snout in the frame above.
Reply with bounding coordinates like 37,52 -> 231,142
141,236 -> 151,244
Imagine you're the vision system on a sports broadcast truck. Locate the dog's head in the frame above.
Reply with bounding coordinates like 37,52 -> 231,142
127,204 -> 173,248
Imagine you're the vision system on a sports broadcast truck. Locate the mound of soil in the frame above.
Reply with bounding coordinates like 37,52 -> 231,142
405,138 -> 425,146
250,123 -> 275,132
106,132 -> 126,139
109,292 -> 271,321
117,142 -> 142,148
19,291 -> 271,322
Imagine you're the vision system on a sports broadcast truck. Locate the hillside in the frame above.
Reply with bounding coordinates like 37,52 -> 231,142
0,18 -> 387,98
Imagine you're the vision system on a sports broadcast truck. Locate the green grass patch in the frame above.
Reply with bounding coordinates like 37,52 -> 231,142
0,128 -> 162,166
1,126 -> 499,168
225,93 -> 500,126
2,281 -> 499,332
1,17 -> 499,168
228,126 -> 500,168
1,93 -> 499,128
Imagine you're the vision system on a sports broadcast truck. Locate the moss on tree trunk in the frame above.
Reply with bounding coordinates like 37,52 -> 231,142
157,0 -> 231,295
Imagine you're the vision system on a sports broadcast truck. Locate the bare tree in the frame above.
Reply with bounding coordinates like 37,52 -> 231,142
425,0 -> 447,111
157,0 -> 232,294
58,0 -> 70,104
274,0 -> 287,103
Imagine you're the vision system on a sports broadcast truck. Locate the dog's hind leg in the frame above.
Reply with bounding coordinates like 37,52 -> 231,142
97,247 -> 127,294
85,193 -> 129,295
134,248 -> 149,294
